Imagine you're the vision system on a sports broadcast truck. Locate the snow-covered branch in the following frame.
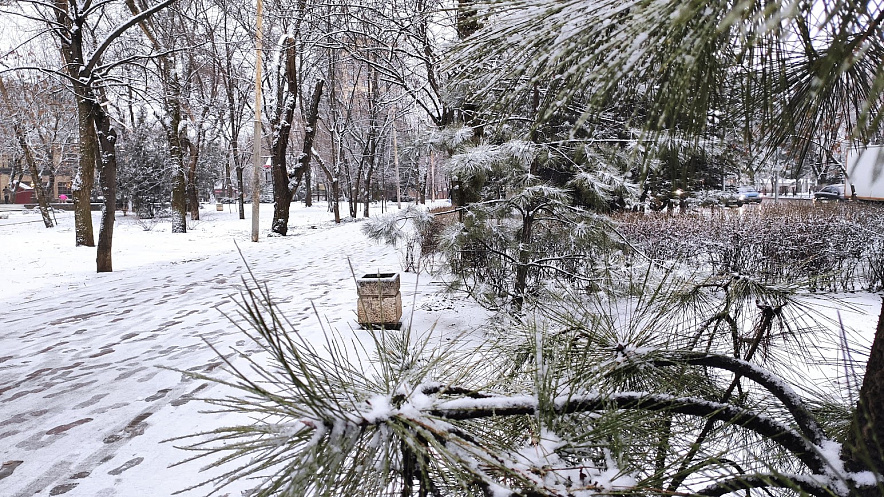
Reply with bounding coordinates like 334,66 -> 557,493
82,0 -> 178,76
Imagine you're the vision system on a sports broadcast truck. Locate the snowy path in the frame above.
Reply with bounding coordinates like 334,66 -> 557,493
0,206 -> 482,496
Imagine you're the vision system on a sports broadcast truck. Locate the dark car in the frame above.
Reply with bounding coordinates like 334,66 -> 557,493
737,186 -> 762,204
814,184 -> 845,201
713,188 -> 744,207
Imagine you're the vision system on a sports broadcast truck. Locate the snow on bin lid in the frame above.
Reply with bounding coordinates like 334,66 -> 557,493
356,272 -> 400,297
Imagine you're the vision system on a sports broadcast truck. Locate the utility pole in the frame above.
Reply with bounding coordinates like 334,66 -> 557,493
392,109 -> 401,209
251,0 -> 263,242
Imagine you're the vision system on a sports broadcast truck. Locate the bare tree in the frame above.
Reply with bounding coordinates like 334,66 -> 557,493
260,0 -> 329,236
0,76 -> 54,227
267,33 -> 322,236
125,0 -> 193,233
4,0 -> 178,270
212,0 -> 252,219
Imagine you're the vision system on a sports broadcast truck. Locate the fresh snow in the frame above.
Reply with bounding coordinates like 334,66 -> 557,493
0,200 -> 488,496
0,201 -> 880,496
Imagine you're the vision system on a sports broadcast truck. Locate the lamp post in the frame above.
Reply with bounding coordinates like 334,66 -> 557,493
391,107 -> 401,209
251,0 -> 263,242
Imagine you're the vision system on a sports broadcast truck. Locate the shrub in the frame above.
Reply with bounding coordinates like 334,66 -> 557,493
616,202 -> 884,292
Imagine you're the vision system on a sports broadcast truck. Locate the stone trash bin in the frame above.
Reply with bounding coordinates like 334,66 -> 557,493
356,272 -> 402,328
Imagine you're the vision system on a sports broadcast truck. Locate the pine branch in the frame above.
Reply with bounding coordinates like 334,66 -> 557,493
697,474 -> 845,497
650,351 -> 826,445
428,391 -> 827,474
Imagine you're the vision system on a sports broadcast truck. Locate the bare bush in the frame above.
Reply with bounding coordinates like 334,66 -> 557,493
134,214 -> 159,232
616,202 -> 884,292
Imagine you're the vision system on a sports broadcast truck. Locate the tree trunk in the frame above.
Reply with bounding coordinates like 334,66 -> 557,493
512,209 -> 535,312
93,101 -> 118,273
236,165 -> 245,219
123,0 -> 188,230
19,127 -> 54,228
45,151 -> 57,203
170,156 -> 187,233
55,1 -> 96,247
223,23 -> 245,220
224,152 -> 234,200
362,66 -> 379,218
293,81 -> 323,204
52,0 -> 176,262
413,159 -> 425,206
270,36 -> 299,236
332,178 -> 340,223
305,164 -> 312,207
165,60 -> 188,234
347,165 -> 358,218
314,152 -> 340,224
72,90 -> 98,246
363,161 -> 374,217
185,135 -> 200,221
7,158 -> 23,203
271,71 -> 323,236
844,297 -> 884,494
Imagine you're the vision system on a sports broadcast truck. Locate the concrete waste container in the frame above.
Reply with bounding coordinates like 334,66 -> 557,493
356,272 -> 402,328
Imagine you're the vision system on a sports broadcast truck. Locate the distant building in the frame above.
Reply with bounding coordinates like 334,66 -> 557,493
0,168 -> 73,204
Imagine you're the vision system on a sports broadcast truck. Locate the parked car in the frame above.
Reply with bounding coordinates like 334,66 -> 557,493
737,186 -> 762,204
718,188 -> 745,207
814,184 -> 846,201
691,189 -> 742,207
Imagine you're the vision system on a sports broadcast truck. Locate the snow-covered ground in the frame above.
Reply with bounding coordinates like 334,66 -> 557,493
0,201 -> 880,496
0,201 -> 489,496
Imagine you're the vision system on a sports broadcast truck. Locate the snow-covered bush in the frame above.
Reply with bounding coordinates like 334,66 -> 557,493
362,204 -> 435,272
436,138 -> 636,311
616,202 -> 884,292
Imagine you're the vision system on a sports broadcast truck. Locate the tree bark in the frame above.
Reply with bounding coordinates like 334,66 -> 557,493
362,66 -> 379,218
72,97 -> 98,246
236,164 -> 245,219
304,163 -> 312,207
124,0 -> 187,232
53,0 -> 176,251
185,133 -> 201,221
347,163 -> 361,219
512,208 -> 535,312
93,100 -> 118,273
314,152 -> 340,224
221,4 -> 245,220
294,81 -> 323,198
844,297 -> 884,493
165,60 -> 188,234
331,176 -> 340,223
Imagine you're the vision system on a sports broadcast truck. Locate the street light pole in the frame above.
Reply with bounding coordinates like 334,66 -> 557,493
251,0 -> 263,242
392,108 -> 401,209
